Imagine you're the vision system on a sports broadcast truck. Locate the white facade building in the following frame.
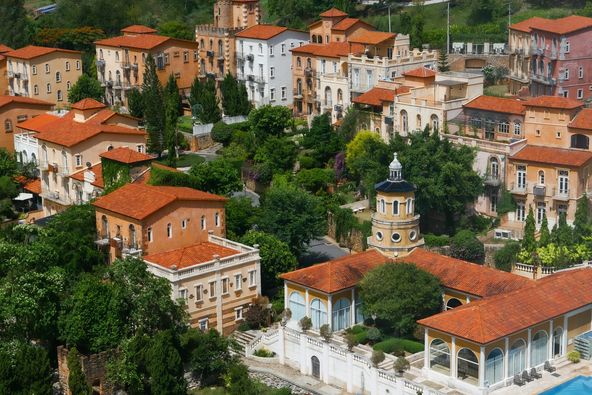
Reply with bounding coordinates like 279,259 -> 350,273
236,25 -> 308,108
14,110 -> 67,166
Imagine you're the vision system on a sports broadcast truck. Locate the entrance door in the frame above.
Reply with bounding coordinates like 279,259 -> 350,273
553,328 -> 564,358
311,356 -> 320,379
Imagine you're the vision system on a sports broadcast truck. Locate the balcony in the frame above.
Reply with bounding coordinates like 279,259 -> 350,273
530,73 -> 556,85
485,175 -> 502,187
304,67 -> 313,78
246,53 -> 254,62
206,50 -> 214,58
510,182 -> 528,195
95,232 -> 111,246
553,187 -> 570,201
122,61 -> 131,70
293,89 -> 303,99
96,59 -> 105,69
533,184 -> 546,198
323,100 -> 333,110
7,70 -> 14,78
334,104 -> 343,112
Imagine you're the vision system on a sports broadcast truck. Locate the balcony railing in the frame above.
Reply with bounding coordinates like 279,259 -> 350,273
533,184 -> 546,197
510,182 -> 528,195
485,175 -> 502,187
293,89 -> 303,99
530,73 -> 556,85
553,187 -> 570,201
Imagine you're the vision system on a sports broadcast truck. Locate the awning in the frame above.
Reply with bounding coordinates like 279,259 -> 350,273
13,192 -> 33,201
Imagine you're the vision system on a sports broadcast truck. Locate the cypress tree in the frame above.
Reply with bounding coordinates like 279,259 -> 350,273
522,206 -> 536,252
539,213 -> 550,247
127,88 -> 144,118
551,212 -> 573,246
142,55 -> 165,156
164,75 -> 181,167
438,48 -> 450,72
574,194 -> 590,241
145,331 -> 186,395
67,347 -> 92,395
189,77 -> 221,124
220,73 -> 251,116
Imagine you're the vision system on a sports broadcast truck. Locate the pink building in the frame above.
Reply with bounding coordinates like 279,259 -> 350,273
527,15 -> 592,100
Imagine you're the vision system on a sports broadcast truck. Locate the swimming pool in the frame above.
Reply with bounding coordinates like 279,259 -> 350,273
540,376 -> 592,395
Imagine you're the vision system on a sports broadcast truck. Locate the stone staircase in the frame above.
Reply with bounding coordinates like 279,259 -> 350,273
231,330 -> 258,355
378,357 -> 395,371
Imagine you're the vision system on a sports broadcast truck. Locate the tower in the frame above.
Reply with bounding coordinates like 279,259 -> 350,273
368,153 -> 424,257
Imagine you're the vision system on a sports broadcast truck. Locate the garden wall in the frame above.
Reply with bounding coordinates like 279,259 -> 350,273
327,212 -> 366,253
57,346 -> 117,395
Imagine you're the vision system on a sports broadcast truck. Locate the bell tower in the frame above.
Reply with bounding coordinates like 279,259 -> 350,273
367,153 -> 424,257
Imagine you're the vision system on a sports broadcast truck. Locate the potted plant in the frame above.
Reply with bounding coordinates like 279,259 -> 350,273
371,350 -> 385,368
299,316 -> 312,332
320,324 -> 332,342
394,356 -> 410,376
344,333 -> 359,352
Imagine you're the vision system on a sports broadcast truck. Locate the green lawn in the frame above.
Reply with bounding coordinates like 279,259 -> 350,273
157,154 -> 206,169
484,84 -> 509,98
178,116 -> 194,134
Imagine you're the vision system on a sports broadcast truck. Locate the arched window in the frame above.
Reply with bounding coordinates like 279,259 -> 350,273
485,349 -> 504,385
99,49 -> 103,59
167,223 -> 172,238
200,39 -> 205,49
215,212 -> 220,227
296,57 -> 302,68
514,121 -> 522,135
22,151 -> 28,163
200,215 -> 206,230
393,200 -> 399,215
332,298 -> 351,330
431,114 -> 439,132
406,198 -> 413,215
324,86 -> 331,106
446,298 -> 463,310
115,70 -> 121,84
289,292 -> 305,322
490,157 -> 499,179
258,43 -> 263,54
306,58 -> 312,69
129,224 -> 136,248
401,110 -> 408,133
296,79 -> 302,95
509,339 -> 526,376
312,35 -> 317,44
429,339 -> 450,373
218,40 -> 223,55
379,199 -> 386,213
57,90 -> 63,102
337,89 -> 343,104
553,327 -> 564,358
101,215 -> 108,238
209,39 -> 213,49
55,71 -> 61,82
538,170 -> 545,185
311,356 -> 320,379
310,298 -> 327,329
571,134 -> 590,149
416,114 -> 422,129
318,35 -> 323,44
31,153 -> 36,165
531,330 -> 548,367
115,51 -> 119,61
457,348 -> 479,384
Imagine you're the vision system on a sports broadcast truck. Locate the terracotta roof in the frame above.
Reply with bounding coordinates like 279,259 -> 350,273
0,95 -> 53,109
569,108 -> 592,130
235,24 -> 289,40
510,145 -> 592,167
121,25 -> 157,34
92,183 -> 226,220
320,8 -> 348,18
280,250 -> 389,293
100,147 -> 153,164
523,96 -> 583,110
0,44 -> 13,53
531,15 -> 592,35
347,30 -> 395,45
419,268 -> 592,344
353,86 -> 410,106
95,34 -> 178,50
403,67 -> 437,78
69,163 -> 104,188
5,45 -> 80,60
16,113 -> 60,131
20,109 -> 145,147
332,18 -> 366,32
144,242 -> 240,270
23,178 -> 41,195
398,249 -> 531,298
291,41 -> 365,58
509,17 -> 548,33
463,95 -> 526,116
71,98 -> 106,111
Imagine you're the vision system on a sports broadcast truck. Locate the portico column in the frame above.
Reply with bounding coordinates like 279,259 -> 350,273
351,288 -> 356,325
346,351 -> 354,392
451,336 -> 457,379
284,282 -> 288,311
305,288 -> 310,319
504,337 -> 510,381
526,328 -> 532,369
563,315 -> 569,354
548,320 -> 554,361
424,329 -> 430,372
328,294 -> 333,330
479,346 -> 486,388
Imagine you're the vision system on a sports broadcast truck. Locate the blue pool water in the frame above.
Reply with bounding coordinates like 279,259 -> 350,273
540,376 -> 592,395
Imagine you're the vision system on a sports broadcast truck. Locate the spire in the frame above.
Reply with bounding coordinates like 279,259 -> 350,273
389,152 -> 402,181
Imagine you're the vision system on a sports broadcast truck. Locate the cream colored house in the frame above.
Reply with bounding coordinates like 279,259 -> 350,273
5,45 -> 82,105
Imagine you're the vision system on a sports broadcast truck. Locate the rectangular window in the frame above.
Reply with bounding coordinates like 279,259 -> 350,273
269,46 -> 274,56
517,165 -> 526,189
366,70 -> 373,87
513,122 -> 521,135
281,44 -> 286,54
195,284 -> 203,302
235,307 -> 244,321
281,86 -> 286,100
321,60 -> 326,74
178,288 -> 188,301
558,170 -> 569,195
183,51 -> 189,63
136,144 -> 144,153
181,219 -> 187,229
563,91 -> 569,98
270,66 -> 275,78
209,281 -> 216,298
558,203 -> 568,217
516,201 -> 526,222
65,61 -> 70,71
147,227 -> 153,242
33,85 -> 39,95
564,69 -> 569,80
32,65 -> 37,75
45,64 -> 50,73
235,274 -> 242,291
46,83 -> 51,93
353,68 -> 360,87
222,278 -> 229,295
270,88 -> 275,101
536,202 -> 546,224
490,192 -> 497,212
76,61 -> 80,70
577,89 -> 584,99
249,270 -> 256,287
565,41 -> 570,53
75,154 -> 82,167
167,223 -> 172,238
199,318 -> 208,331
193,50 -> 198,61
579,66 -> 584,79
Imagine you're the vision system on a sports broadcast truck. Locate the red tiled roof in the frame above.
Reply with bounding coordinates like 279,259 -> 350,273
510,145 -> 592,167
235,24 -> 289,40
5,45 -> 80,60
509,17 -> 548,33
23,178 -> 41,195
71,98 -> 106,111
331,18 -> 372,32
16,113 -> 60,131
463,95 -> 526,116
0,44 -> 13,53
398,249 -> 531,298
95,34 -> 200,50
320,8 -> 348,18
92,183 -> 226,220
532,15 -> 592,35
121,25 -> 157,34
353,86 -> 410,106
569,108 -> 592,130
100,147 -> 153,164
419,268 -> 592,344
0,95 -> 53,109
403,67 -> 437,78
291,41 -> 365,58
347,30 -> 395,45
523,95 -> 584,110
280,250 -> 388,293
69,163 -> 104,189
144,242 -> 240,269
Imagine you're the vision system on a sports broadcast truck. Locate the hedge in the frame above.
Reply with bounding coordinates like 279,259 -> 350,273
424,234 -> 449,247
373,338 -> 424,354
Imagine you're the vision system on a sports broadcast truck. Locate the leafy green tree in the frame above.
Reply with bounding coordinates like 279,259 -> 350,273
337,107 -> 362,144
539,213 -> 551,247
189,77 -> 221,124
189,158 -> 242,196
127,88 -> 144,118
158,20 -> 194,40
241,231 -> 298,293
295,168 -> 335,195
225,196 -> 259,240
105,333 -> 149,395
68,74 -> 104,103
0,341 -> 52,395
303,114 -> 343,165
211,121 -> 233,146
258,182 -> 327,256
164,74 -> 181,166
551,212 -> 573,247
449,230 -> 485,264
522,206 -> 536,252
220,74 -> 252,116
469,0 -> 500,25
574,194 -> 590,242
254,136 -> 298,182
248,105 -> 292,141
67,347 -> 92,395
359,263 -> 442,336
0,148 -> 18,178
0,0 -> 30,48
145,330 -> 186,395
181,329 -> 236,386
142,55 -> 165,156
494,241 -> 521,272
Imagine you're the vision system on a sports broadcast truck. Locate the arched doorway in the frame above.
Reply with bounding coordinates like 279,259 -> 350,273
553,328 -> 563,358
332,298 -> 351,330
311,356 -> 320,379
289,292 -> 305,322
531,330 -> 548,367
509,339 -> 526,376
446,298 -> 463,310
457,348 -> 479,384
485,348 -> 504,385
400,110 -> 408,133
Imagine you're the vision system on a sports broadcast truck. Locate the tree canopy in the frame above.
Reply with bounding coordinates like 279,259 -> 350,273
220,74 -> 252,117
302,114 -> 343,165
142,55 -> 165,156
189,77 -> 221,124
188,158 -> 243,196
248,105 -> 292,141
68,74 -> 104,103
0,0 -> 30,49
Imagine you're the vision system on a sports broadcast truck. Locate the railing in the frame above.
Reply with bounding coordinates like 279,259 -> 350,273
485,175 -> 501,187
510,182 -> 528,194
530,73 -> 556,85
515,262 -> 535,273
293,89 -> 303,98
553,187 -> 570,201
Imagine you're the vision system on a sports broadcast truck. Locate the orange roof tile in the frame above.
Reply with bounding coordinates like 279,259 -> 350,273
121,25 -> 157,34
320,8 -> 348,18
235,24 -> 289,40
331,18 -> 374,32
291,41 -> 364,58
71,98 -> 106,111
144,242 -> 240,269
463,95 -> 526,116
69,163 -> 104,189
100,147 -> 153,164
280,250 -> 389,293
5,45 -> 80,60
524,95 -> 584,110
16,113 -> 60,131
509,17 -> 549,33
95,34 -> 200,50
398,249 -> 531,298
532,15 -> 592,35
403,67 -> 437,78
23,178 -> 41,195
353,86 -> 410,106
569,108 -> 592,130
347,30 -> 395,45
511,145 -> 592,167
0,44 -> 13,54
419,268 -> 592,344
0,95 -> 53,109
92,183 -> 226,220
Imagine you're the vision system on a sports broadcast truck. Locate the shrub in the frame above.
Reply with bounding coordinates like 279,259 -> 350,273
211,121 -> 233,146
568,350 -> 581,364
394,356 -> 410,373
373,338 -> 424,355
367,327 -> 382,344
347,325 -> 366,335
424,234 -> 449,247
450,230 -> 485,264
299,316 -> 312,332
494,241 -> 521,272
344,333 -> 359,351
245,301 -> 269,330
298,155 -> 318,170
237,322 -> 250,332
320,324 -> 333,342
371,350 -> 385,367
355,331 -> 369,345
253,348 -> 275,358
